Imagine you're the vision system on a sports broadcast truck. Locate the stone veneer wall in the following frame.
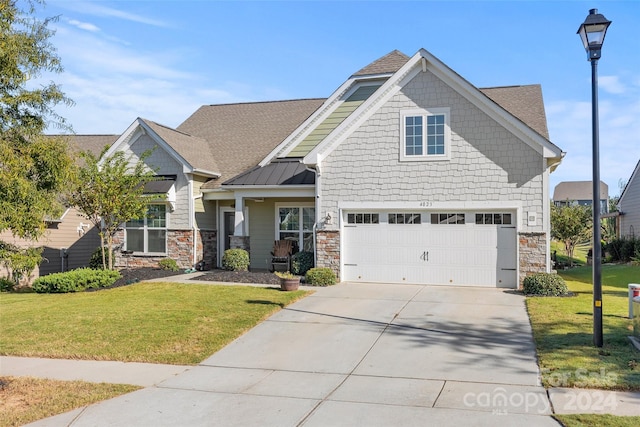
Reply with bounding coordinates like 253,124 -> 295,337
113,229 -> 195,269
519,232 -> 547,286
199,230 -> 217,270
316,230 -> 340,280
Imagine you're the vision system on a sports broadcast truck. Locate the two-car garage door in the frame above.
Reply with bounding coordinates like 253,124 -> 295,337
342,211 -> 517,288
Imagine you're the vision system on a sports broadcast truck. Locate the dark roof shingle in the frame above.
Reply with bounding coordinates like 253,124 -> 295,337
352,50 -> 410,77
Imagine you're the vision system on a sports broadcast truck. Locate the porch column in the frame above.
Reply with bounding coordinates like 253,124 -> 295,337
231,195 -> 250,252
233,195 -> 245,236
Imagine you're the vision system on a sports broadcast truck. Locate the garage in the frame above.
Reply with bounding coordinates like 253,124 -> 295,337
342,211 -> 517,288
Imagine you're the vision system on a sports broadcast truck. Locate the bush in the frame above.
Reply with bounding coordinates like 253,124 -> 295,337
32,268 -> 121,293
606,237 -> 640,263
291,251 -> 314,276
0,277 -> 14,292
305,267 -> 336,287
158,258 -> 180,272
89,246 -> 116,270
523,273 -> 569,296
222,249 -> 249,271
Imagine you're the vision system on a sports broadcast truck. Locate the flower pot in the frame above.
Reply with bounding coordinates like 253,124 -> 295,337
280,277 -> 300,291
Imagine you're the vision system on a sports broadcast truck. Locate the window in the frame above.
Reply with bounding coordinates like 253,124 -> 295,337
278,206 -> 315,252
347,213 -> 379,224
475,213 -> 513,225
126,204 -> 167,253
389,213 -> 422,224
401,108 -> 450,161
430,213 -> 465,225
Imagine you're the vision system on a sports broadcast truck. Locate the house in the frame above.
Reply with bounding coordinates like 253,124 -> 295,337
618,160 -> 640,238
553,180 -> 609,213
105,48 -> 563,288
0,135 -> 116,278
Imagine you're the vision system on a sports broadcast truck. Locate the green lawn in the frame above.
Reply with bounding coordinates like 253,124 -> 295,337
527,264 -> 640,391
0,282 -> 309,365
551,239 -> 589,266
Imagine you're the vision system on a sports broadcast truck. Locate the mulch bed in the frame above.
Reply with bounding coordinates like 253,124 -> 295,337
105,267 -> 282,290
193,269 -> 281,285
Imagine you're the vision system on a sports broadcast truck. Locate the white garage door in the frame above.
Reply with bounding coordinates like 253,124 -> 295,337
342,211 -> 517,288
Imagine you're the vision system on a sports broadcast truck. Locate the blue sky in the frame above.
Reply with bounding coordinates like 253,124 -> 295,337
37,0 -> 639,196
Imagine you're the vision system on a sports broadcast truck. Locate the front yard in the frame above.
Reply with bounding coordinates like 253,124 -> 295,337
527,264 -> 640,391
0,281 -> 309,426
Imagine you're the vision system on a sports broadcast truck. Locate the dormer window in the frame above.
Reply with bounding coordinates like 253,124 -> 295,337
400,108 -> 450,161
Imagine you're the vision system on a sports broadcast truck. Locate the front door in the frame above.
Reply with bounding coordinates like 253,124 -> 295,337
223,212 -> 235,252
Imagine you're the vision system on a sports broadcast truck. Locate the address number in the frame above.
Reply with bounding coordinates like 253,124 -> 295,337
419,201 -> 433,207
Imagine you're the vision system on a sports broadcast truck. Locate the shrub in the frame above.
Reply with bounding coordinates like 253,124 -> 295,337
0,277 -> 14,293
523,273 -> 569,296
89,246 -> 116,270
222,249 -> 249,271
158,258 -> 180,272
305,267 -> 337,287
32,268 -> 121,293
291,251 -> 314,276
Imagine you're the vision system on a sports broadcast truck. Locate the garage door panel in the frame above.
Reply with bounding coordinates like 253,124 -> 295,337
343,212 -> 517,288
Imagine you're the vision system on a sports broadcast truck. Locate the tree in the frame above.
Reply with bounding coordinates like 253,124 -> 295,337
0,0 -> 74,239
66,147 -> 158,270
550,203 -> 592,266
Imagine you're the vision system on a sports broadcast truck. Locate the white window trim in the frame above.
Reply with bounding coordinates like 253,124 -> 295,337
125,204 -> 169,255
399,107 -> 451,162
274,203 -> 315,252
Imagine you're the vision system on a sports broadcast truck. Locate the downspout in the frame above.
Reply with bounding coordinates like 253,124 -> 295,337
306,158 -> 322,267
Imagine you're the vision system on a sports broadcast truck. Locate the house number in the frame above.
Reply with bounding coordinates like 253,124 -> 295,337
419,201 -> 433,207
420,251 -> 429,262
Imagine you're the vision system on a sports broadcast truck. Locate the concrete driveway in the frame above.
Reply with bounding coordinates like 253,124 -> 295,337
28,282 -> 559,427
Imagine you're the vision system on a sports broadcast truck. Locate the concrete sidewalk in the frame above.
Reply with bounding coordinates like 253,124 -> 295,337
5,281 -> 639,426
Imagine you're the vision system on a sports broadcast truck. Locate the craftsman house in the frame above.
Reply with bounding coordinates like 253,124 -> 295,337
103,48 -> 563,288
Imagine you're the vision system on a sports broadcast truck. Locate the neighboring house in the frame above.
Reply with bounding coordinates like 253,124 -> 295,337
618,160 -> 640,238
0,135 -> 116,278
105,48 -> 563,288
553,180 -> 609,213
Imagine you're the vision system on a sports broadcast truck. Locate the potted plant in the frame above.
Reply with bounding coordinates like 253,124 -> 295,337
274,271 -> 301,291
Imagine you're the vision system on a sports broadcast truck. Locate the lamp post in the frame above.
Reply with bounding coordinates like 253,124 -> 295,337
577,9 -> 611,348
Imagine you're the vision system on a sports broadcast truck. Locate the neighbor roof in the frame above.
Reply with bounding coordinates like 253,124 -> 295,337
553,181 -> 609,201
65,134 -> 118,156
177,99 -> 324,190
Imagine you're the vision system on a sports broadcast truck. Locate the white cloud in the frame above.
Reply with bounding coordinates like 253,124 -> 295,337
53,1 -> 170,28
66,18 -> 100,32
599,76 -> 625,94
547,90 -> 640,197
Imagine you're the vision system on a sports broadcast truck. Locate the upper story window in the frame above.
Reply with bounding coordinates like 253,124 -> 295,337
125,204 -> 167,254
400,108 -> 450,162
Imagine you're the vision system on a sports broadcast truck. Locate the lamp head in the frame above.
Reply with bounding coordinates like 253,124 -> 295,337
577,9 -> 611,61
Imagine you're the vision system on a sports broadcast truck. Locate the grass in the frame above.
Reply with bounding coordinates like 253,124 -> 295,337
0,281 -> 309,425
0,376 -> 139,427
551,239 -> 589,266
527,264 -> 640,391
0,282 -> 309,365
555,414 -> 640,427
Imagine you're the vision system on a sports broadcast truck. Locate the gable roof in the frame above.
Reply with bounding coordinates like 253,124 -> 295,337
177,99 -> 324,190
267,49 -> 563,168
352,50 -> 410,77
618,159 -> 640,205
553,181 -> 609,201
480,85 -> 549,139
141,119 -> 220,176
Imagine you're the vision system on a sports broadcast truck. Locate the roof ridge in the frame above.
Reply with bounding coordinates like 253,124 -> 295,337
202,98 -> 326,108
351,50 -> 410,77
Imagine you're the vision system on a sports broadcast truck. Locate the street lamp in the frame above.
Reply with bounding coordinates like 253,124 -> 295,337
577,9 -> 611,348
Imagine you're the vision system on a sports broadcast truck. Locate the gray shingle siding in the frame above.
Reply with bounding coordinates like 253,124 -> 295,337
319,68 -> 545,231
